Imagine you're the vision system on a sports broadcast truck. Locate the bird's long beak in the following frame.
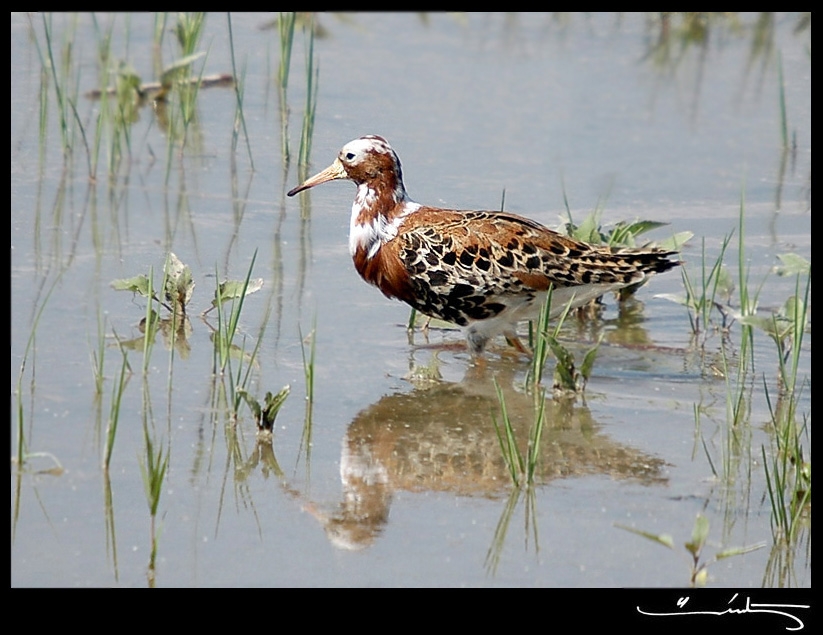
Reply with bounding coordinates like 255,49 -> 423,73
287,158 -> 347,196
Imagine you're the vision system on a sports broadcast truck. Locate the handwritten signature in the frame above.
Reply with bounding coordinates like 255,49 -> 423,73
637,593 -> 809,631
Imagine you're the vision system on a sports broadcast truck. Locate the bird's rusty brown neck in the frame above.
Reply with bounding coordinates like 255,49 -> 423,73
351,171 -> 409,227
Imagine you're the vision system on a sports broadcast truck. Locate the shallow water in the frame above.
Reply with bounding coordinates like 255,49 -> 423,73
11,13 -> 810,588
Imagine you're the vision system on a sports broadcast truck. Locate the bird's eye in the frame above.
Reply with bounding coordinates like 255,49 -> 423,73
345,152 -> 356,161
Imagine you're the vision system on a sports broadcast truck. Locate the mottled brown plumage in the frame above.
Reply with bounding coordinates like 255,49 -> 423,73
288,135 -> 679,355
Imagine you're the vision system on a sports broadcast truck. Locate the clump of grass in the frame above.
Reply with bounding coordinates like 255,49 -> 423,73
685,198 -> 753,482
173,12 -> 206,57
696,341 -> 754,484
757,272 -> 811,545
741,274 -> 810,394
727,197 -> 810,548
560,201 -> 691,253
290,16 -> 321,220
297,16 -> 319,172
90,304 -> 106,397
12,268 -> 67,541
209,250 -> 261,376
491,285 -> 599,490
238,386 -> 291,433
559,203 -> 692,325
85,16 -> 142,182
84,21 -> 213,180
656,233 -> 734,342
491,380 -> 545,488
203,252 -> 268,423
525,285 -> 556,388
277,12 -> 297,164
296,322 -> 316,469
83,13 -> 230,183
549,335 -> 600,397
485,484 -> 539,577
733,193 -> 760,376
271,12 -> 320,176
102,340 -> 131,470
487,378 -> 546,574
139,422 -> 169,588
525,286 -> 601,396
762,411 -> 811,546
102,468 -> 119,581
14,270 -> 64,471
141,266 -> 163,374
38,13 -> 72,156
168,12 -> 209,121
155,51 -> 208,158
153,12 -> 168,48
616,513 -> 765,587
679,191 -> 811,555
94,59 -> 140,181
33,13 -> 100,178
227,14 -> 253,168
777,51 -> 790,150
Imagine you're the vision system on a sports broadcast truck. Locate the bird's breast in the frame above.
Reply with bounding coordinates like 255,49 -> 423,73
352,241 -> 415,305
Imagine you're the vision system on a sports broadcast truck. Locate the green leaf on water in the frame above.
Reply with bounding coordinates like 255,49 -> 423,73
685,513 -> 710,557
210,277 -> 264,308
615,523 -> 675,549
774,253 -> 810,277
655,230 -> 693,252
715,542 -> 766,560
779,294 -> 808,326
740,313 -> 780,334
740,295 -> 807,342
111,274 -> 154,297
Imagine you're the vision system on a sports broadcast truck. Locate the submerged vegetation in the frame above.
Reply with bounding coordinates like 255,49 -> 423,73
617,513 -> 766,587
11,12 -> 810,588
